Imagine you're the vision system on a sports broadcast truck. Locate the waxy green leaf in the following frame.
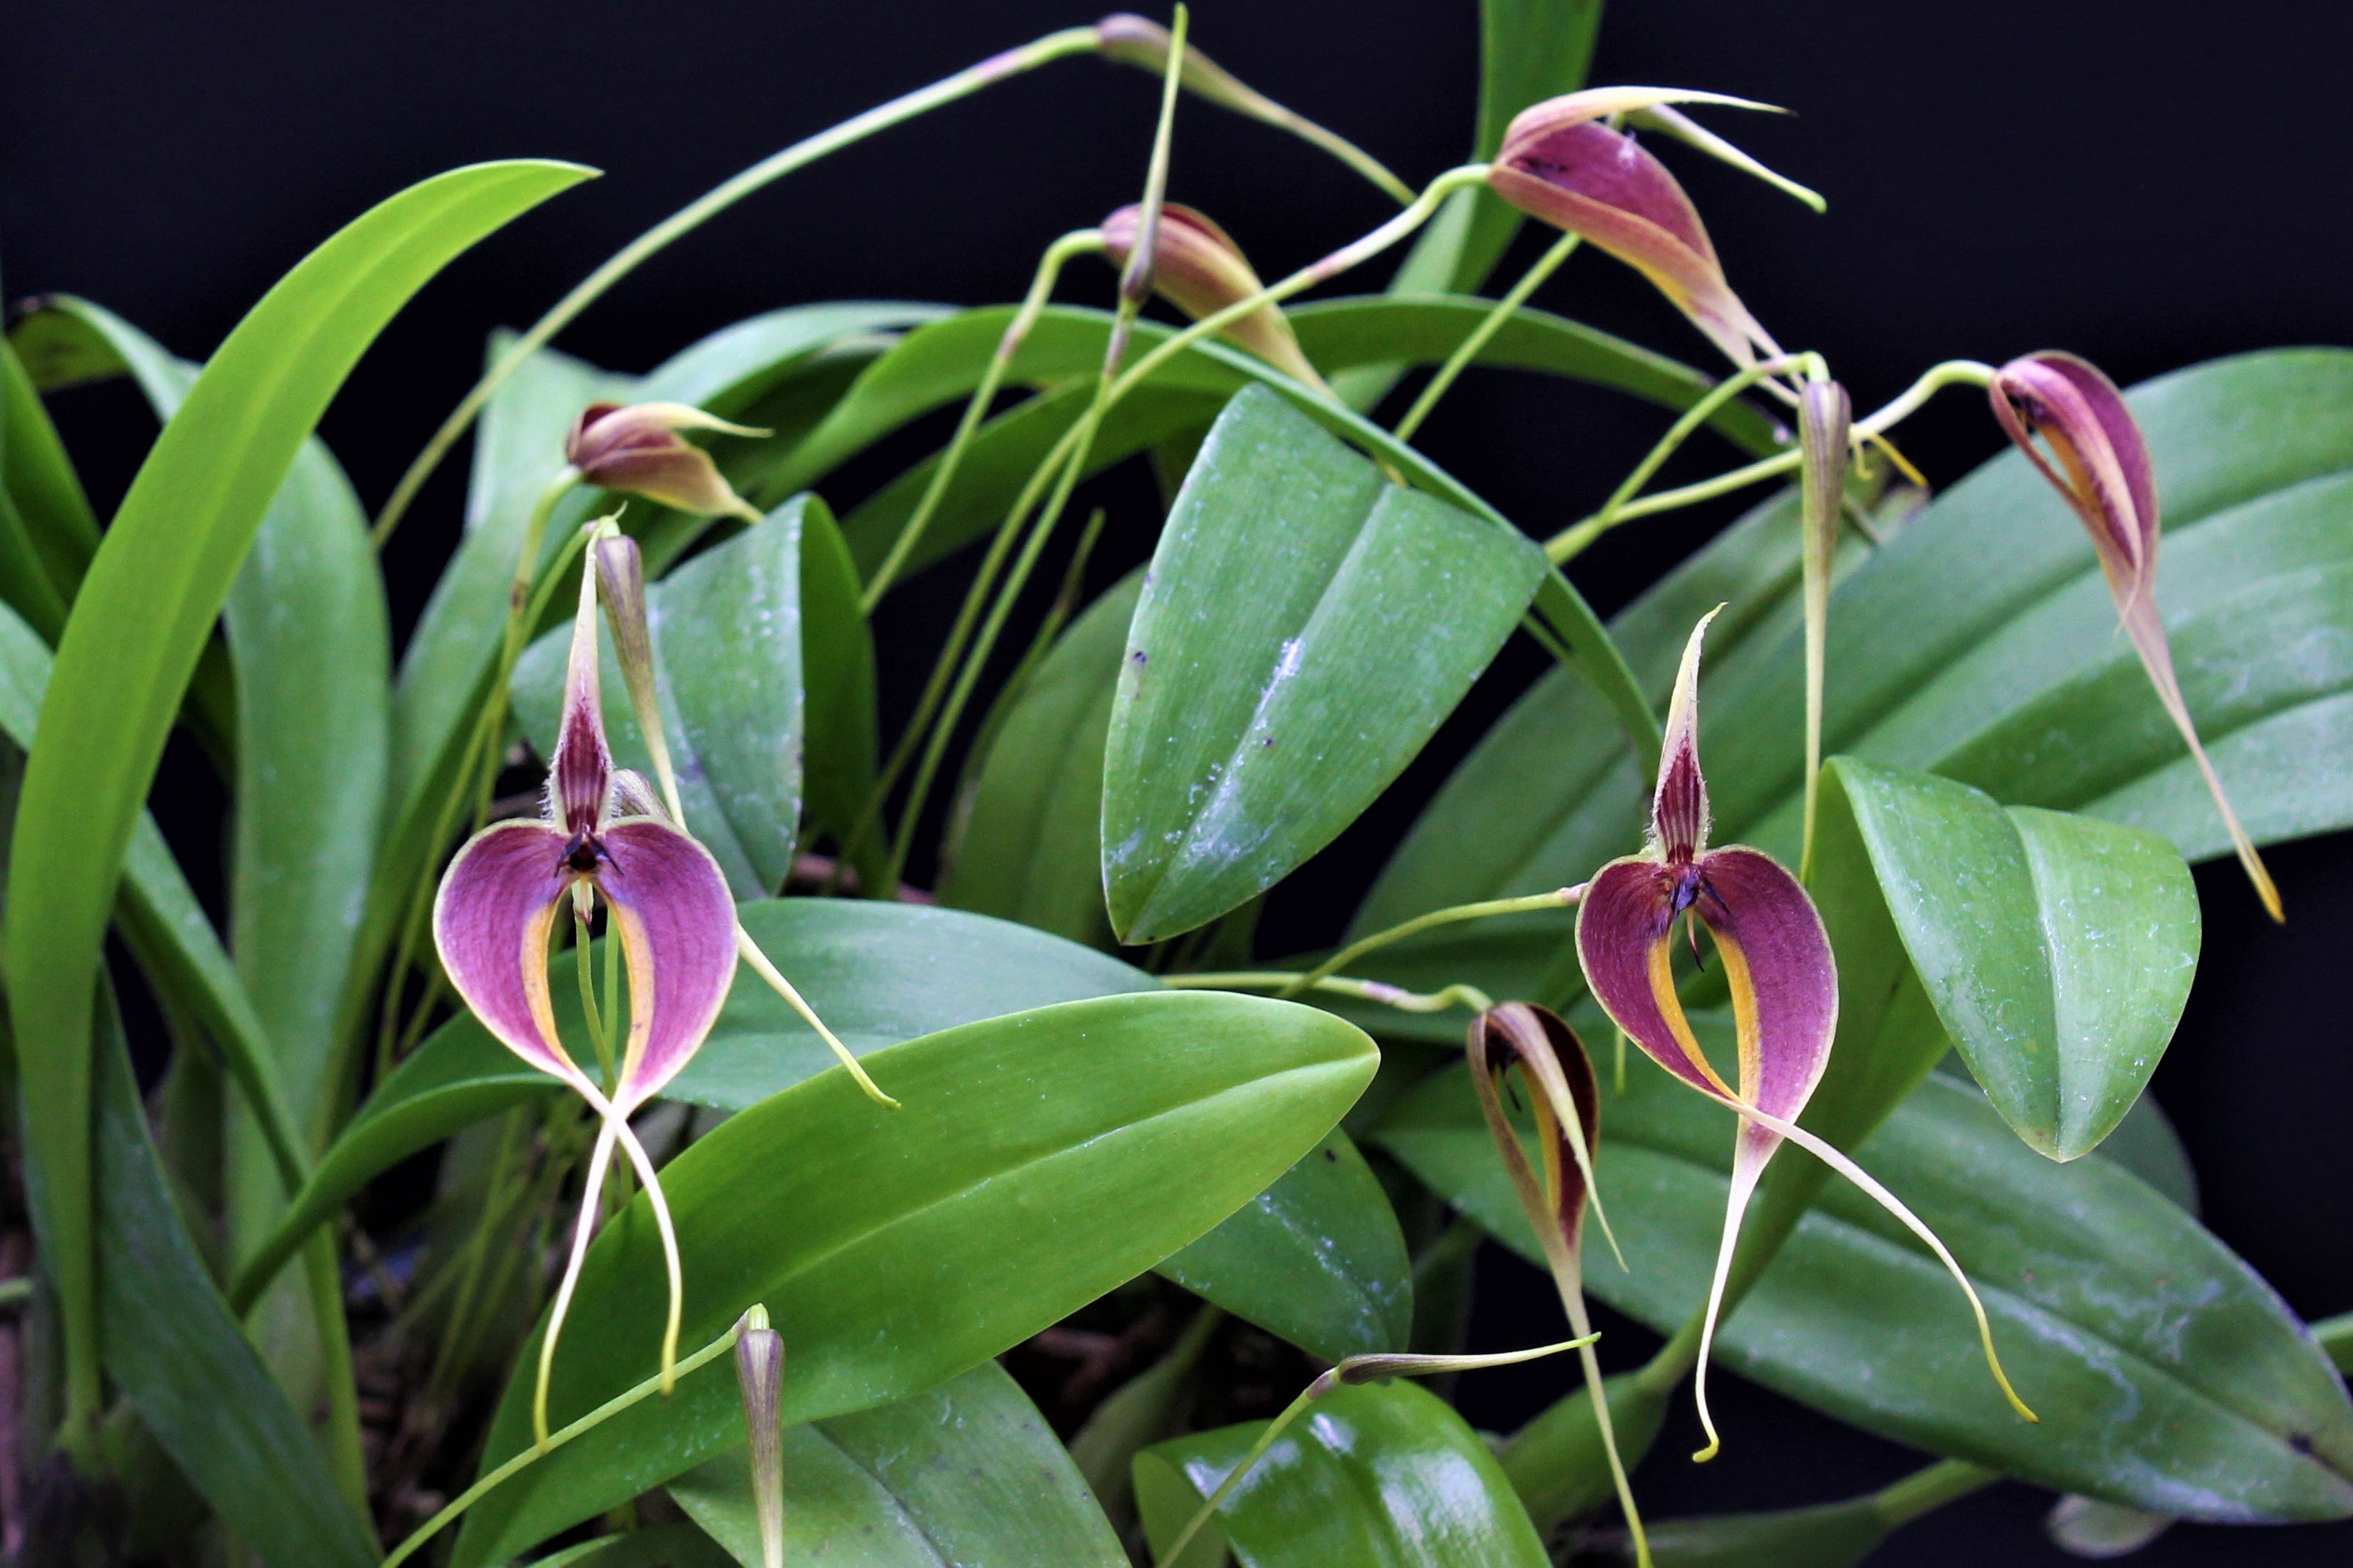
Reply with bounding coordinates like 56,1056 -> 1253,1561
940,571 -> 1141,946
6,160 -> 588,1429
670,1361 -> 1125,1568
451,990 -> 1376,1564
1829,759 -> 2198,1159
1105,386 -> 1548,942
1376,1044 -> 2353,1520
1160,1129 -> 1413,1364
1134,1380 -> 1550,1568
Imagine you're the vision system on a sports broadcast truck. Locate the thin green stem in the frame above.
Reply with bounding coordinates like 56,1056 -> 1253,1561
300,1234 -> 368,1512
1278,887 -> 1582,999
1546,355 -> 1804,564
861,228 -> 1106,611
385,1315 -> 752,1568
371,27 -> 1102,547
1544,358 -> 1996,562
1870,1458 -> 2000,1528
1390,232 -> 1582,445
1166,971 -> 1495,1016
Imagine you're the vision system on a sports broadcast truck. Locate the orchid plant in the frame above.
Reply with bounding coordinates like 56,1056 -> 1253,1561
0,4 -> 2346,1567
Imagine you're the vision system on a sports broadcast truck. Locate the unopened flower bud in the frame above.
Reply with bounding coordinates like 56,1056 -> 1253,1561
1487,89 -> 1790,368
565,401 -> 767,520
1099,203 -> 1328,393
735,1307 -> 786,1568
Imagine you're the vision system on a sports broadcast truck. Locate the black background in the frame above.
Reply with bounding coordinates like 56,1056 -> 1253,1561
7,1 -> 2353,1562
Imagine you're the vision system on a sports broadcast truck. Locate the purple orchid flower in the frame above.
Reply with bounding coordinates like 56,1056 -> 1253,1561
1989,351 -> 2282,920
1486,88 -> 1814,371
433,522 -> 738,1444
566,401 -> 767,522
1098,201 -> 1329,392
1576,609 -> 2036,1460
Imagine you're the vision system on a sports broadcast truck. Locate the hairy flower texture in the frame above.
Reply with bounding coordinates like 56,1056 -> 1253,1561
434,533 -> 738,1444
1576,609 -> 2035,1460
1990,352 -> 2282,920
1486,89 -> 1803,369
1099,202 -> 1329,392
565,401 -> 767,521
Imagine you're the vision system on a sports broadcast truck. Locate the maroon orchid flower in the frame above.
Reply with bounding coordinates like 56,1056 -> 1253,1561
1486,89 -> 1815,371
565,401 -> 767,521
1099,201 -> 1330,393
434,524 -> 738,1444
1576,609 -> 2035,1460
1990,352 -> 2282,920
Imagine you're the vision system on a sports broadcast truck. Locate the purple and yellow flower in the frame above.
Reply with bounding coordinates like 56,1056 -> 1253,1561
1098,201 -> 1329,392
1989,352 -> 2282,920
1576,609 -> 2034,1459
434,524 -> 739,1443
1486,89 -> 1806,370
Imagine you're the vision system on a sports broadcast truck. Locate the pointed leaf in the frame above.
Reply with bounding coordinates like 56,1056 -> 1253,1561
1375,1046 -> 2353,1520
670,1361 -> 1124,1568
794,495 -> 881,867
1134,1381 -> 1549,1568
450,990 -> 1376,1564
1105,387 -> 1546,941
1830,758 -> 2198,1159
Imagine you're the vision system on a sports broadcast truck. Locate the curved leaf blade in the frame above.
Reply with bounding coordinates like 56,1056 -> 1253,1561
451,989 -> 1376,1564
1105,386 -> 1546,943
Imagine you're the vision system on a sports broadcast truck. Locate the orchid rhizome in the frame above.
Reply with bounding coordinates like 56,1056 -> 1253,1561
7,5 -> 2346,1563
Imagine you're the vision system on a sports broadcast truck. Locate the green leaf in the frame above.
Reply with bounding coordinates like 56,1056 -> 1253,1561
938,571 -> 1141,946
21,296 -> 392,1136
1134,1381 -> 1550,1568
795,494 -> 881,870
670,1361 -> 1124,1568
516,497 -> 812,896
1,330 -> 103,600
1160,1129 -> 1413,1363
1105,386 -> 1548,942
531,1525 -> 737,1568
4,157 -> 585,1432
1829,759 -> 2199,1159
1375,1046 -> 2353,1520
92,989 -> 378,1568
451,989 -> 1376,1564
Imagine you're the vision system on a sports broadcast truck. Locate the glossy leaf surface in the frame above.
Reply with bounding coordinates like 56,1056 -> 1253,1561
451,990 -> 1376,1564
1159,1130 -> 1413,1364
1832,759 -> 2199,1159
1375,1049 -> 2353,1520
1105,386 -> 1547,942
92,994 -> 377,1568
1134,1381 -> 1549,1568
517,498 -> 813,896
671,1361 -> 1124,1568
940,571 -> 1141,946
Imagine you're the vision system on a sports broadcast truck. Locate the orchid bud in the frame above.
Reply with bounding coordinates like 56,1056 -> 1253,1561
1989,352 -> 2280,920
564,401 -> 767,521
590,528 -> 683,823
735,1307 -> 786,1568
1099,203 -> 1329,393
1798,377 -> 1851,877
1486,89 -> 1793,368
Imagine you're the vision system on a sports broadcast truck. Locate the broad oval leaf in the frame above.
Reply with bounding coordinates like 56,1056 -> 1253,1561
1375,1047 -> 2353,1520
5,159 -> 588,1387
1133,1381 -> 1549,1568
1831,758 -> 2199,1159
451,990 -> 1377,1564
940,571 -> 1142,946
1159,1129 -> 1413,1364
516,497 -> 818,896
670,1360 -> 1124,1568
1105,386 -> 1547,943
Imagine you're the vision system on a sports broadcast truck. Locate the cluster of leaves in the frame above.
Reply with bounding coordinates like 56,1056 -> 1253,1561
0,3 -> 2348,1567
